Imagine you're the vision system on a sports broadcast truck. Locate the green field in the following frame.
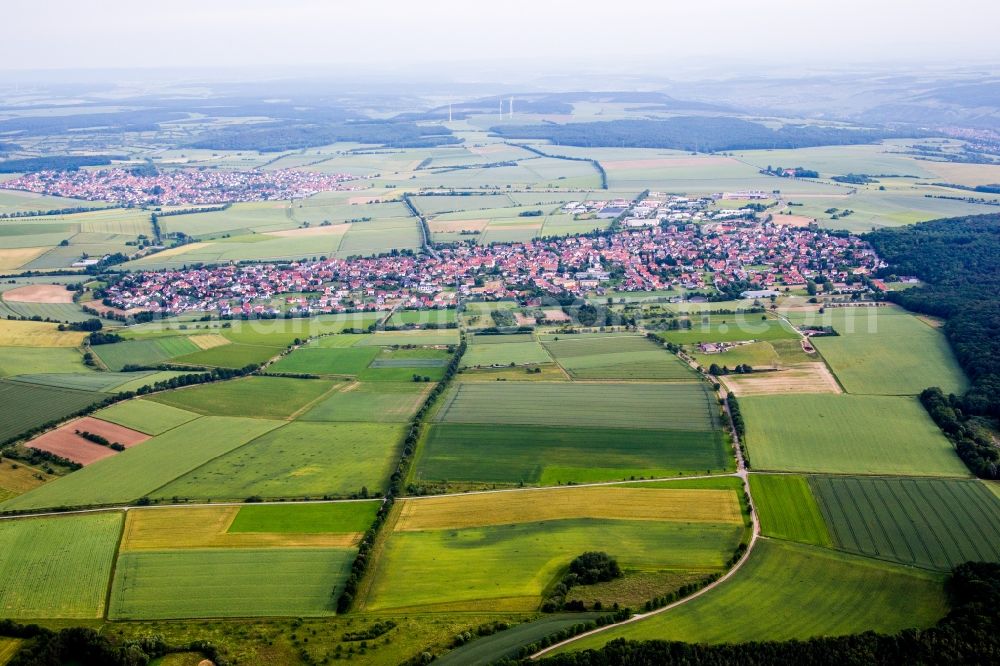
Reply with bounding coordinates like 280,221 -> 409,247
562,539 -> 946,650
0,417 -> 283,510
173,343 -> 282,368
740,394 -> 968,476
93,398 -> 201,435
354,329 -> 460,346
689,341 -> 781,369
748,474 -> 831,547
541,335 -> 695,380
9,371 -> 153,393
300,381 -> 430,422
810,476 -> 1000,570
0,347 -> 87,376
109,548 -> 355,619
657,315 -> 798,345
415,424 -> 730,485
228,501 -> 381,533
435,614 -> 606,666
218,314 -> 382,347
269,346 -> 378,376
146,377 -> 335,419
462,341 -> 553,367
365,519 -> 743,611
0,379 -> 106,442
154,422 -> 404,500
793,310 -> 967,395
435,382 -> 718,431
0,513 -> 122,618
92,337 -> 200,371
387,308 -> 457,327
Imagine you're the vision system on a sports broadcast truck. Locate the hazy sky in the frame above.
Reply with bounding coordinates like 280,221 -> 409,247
4,0 -> 998,73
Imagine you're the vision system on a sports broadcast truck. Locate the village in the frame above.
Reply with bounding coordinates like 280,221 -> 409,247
101,191 -> 881,318
0,168 -> 360,207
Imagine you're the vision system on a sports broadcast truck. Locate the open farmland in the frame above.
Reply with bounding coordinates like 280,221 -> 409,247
146,376 -> 335,419
559,539 -> 947,650
0,320 -> 85,347
0,347 -> 87,377
93,399 -> 201,435
269,345 -> 379,376
354,329 -> 461,346
810,476 -> 1000,570
748,474 -> 831,547
363,486 -> 745,612
229,501 -> 380,533
435,382 -> 718,431
415,424 -> 729,485
0,417 -> 282,510
658,315 -> 798,345
541,335 -> 696,380
172,342 -> 283,368
153,421 -> 404,500
0,379 -> 106,443
789,309 -> 967,396
92,337 -> 200,371
462,340 -> 553,367
26,416 -> 150,465
739,394 -> 968,476
0,513 -> 122,619
109,548 -> 355,619
300,381 -> 432,422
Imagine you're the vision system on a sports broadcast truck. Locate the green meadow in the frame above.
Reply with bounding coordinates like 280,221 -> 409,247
146,376 -> 335,419
748,474 -> 831,547
228,501 -> 381,534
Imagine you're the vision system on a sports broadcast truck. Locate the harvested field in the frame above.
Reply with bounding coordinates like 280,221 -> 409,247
0,247 -> 48,270
771,214 -> 816,227
428,219 -> 488,232
0,320 -> 86,348
187,334 -> 231,350
27,416 -> 150,465
265,224 -> 351,238
120,506 -> 364,551
1,284 -> 74,303
721,363 -> 841,396
395,486 -> 743,531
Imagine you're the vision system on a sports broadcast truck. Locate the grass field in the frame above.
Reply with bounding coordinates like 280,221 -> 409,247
229,502 -> 380,533
748,474 -> 831,547
462,341 -> 553,367
541,335 -> 695,380
794,310 -> 967,395
93,399 -> 201,435
435,382 -> 718,431
0,513 -> 122,618
0,347 -> 86,376
218,314 -> 382,347
269,346 -> 378,376
354,329 -> 460,346
365,518 -> 743,612
109,548 -> 355,619
435,614 -> 606,666
740,394 -> 968,476
810,476 -> 1000,570
658,315 -> 798,345
92,337 -> 200,371
154,422 -> 404,500
146,377 -> 335,419
300,381 -> 431,422
0,417 -> 283,510
415,424 -> 730,485
560,539 -> 947,649
0,379 -> 106,443
9,371 -> 152,392
172,342 -> 283,368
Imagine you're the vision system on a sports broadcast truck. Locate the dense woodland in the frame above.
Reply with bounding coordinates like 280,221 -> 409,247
526,562 -> 1000,666
490,118 -> 926,152
866,214 -> 1000,420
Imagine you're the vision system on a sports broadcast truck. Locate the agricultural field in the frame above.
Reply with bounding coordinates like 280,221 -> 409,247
560,539 -> 947,650
0,513 -> 122,618
145,376 -> 335,419
300,381 -> 432,422
414,424 -> 730,486
787,309 -> 967,395
153,421 -> 405,500
540,335 -> 695,380
363,486 -> 745,612
739,394 -> 968,476
92,337 -> 201,371
0,319 -> 85,347
461,340 -> 553,367
269,345 -> 379,376
657,315 -> 798,345
0,347 -> 87,376
0,379 -> 107,443
354,329 -> 460,346
810,476 -> 1000,570
748,474 -> 832,547
110,548 -> 355,619
172,342 -> 282,368
435,382 -> 718,431
93,399 -> 201,435
0,417 -> 283,510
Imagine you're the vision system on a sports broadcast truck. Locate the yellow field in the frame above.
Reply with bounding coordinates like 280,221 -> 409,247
722,362 -> 842,396
0,247 -> 48,270
395,486 -> 742,531
0,463 -> 49,501
133,242 -> 209,262
0,320 -> 86,347
188,334 -> 232,350
0,638 -> 22,664
923,160 -> 1000,187
120,506 -> 361,550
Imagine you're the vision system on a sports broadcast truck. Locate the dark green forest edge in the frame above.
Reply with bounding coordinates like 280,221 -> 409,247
866,213 -> 1000,478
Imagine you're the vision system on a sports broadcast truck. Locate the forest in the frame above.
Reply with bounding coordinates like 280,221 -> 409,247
866,214 -> 1000,419
490,117 -> 927,152
189,120 -> 460,152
